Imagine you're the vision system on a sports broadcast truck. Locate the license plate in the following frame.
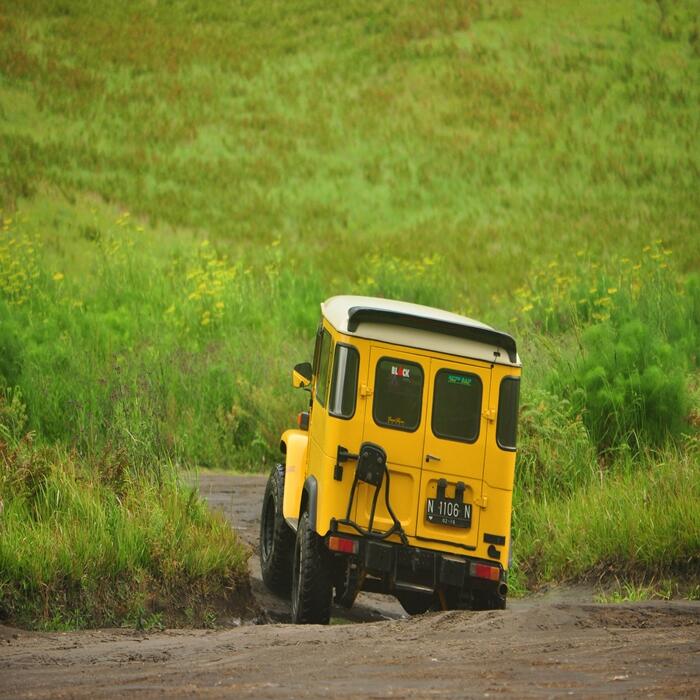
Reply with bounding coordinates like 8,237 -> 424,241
426,497 -> 472,528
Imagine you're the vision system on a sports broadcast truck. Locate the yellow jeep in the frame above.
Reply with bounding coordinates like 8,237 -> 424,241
259,296 -> 521,623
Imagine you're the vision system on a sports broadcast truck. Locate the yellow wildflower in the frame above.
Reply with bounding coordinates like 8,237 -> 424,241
52,272 -> 64,282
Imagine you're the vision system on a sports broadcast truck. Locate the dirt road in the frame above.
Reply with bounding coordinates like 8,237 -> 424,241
1,473 -> 698,698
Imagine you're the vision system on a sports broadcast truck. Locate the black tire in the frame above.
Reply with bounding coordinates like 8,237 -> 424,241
259,464 -> 295,597
472,590 -> 507,610
291,510 -> 333,624
334,561 -> 361,609
395,590 -> 436,616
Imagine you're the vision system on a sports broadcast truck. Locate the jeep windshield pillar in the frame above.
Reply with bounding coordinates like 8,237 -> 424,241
259,295 -> 521,624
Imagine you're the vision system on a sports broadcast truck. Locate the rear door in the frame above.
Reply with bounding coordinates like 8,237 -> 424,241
416,358 -> 491,551
354,346 -> 429,537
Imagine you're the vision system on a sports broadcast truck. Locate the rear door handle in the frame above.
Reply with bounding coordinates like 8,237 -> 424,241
425,454 -> 441,463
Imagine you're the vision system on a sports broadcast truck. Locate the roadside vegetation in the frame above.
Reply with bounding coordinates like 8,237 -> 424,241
0,0 -> 698,626
0,434 -> 250,629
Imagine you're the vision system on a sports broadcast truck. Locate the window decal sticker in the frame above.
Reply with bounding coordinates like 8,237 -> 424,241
447,374 -> 472,386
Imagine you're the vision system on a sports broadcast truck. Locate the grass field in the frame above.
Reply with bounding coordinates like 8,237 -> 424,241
1,0 -> 699,626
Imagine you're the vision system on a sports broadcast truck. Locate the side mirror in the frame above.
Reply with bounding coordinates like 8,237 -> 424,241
292,362 -> 312,389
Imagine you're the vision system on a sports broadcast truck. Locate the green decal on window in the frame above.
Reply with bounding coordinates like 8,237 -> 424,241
447,374 -> 472,386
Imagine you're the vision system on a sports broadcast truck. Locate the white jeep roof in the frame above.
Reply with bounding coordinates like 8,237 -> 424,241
321,295 -> 520,367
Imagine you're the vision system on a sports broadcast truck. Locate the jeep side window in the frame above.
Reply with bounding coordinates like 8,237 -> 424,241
431,369 -> 482,443
329,344 -> 359,419
372,358 -> 423,432
311,323 -> 323,376
314,328 -> 333,407
496,376 -> 520,450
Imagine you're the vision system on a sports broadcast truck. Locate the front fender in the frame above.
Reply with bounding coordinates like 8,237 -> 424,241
280,429 -> 308,523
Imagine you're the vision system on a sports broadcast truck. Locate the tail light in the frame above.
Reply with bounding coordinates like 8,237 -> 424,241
327,536 -> 358,554
470,562 -> 501,582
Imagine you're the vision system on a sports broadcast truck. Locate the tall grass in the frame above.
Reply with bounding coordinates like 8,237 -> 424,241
0,434 -> 250,629
0,210 -> 318,470
513,440 -> 700,583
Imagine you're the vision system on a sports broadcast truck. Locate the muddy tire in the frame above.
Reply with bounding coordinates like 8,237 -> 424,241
396,590 -> 435,616
259,464 -> 295,597
334,561 -> 361,609
291,510 -> 333,624
472,591 -> 507,610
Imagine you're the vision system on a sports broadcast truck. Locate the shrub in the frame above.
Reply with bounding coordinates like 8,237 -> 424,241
518,246 -> 698,452
568,319 -> 689,451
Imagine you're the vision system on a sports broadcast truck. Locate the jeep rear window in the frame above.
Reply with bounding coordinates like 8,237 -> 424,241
315,328 -> 333,407
496,376 -> 520,450
329,344 -> 359,419
431,369 -> 482,443
372,358 -> 423,432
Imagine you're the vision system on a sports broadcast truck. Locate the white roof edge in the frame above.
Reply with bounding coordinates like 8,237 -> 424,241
321,295 -> 521,367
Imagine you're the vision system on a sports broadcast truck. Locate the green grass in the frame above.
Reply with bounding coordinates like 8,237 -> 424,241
2,1 -> 699,292
0,0 -> 699,624
592,579 -> 700,603
0,437 -> 250,629
513,441 -> 699,584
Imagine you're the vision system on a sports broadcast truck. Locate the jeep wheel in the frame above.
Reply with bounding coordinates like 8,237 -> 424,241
334,561 -> 361,609
395,590 -> 435,616
259,464 -> 295,597
472,590 -> 507,610
291,510 -> 333,624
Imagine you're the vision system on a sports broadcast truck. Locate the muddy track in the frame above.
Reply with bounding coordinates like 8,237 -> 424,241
1,473 -> 698,699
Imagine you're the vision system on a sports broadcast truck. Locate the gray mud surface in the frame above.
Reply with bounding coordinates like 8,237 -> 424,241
1,473 -> 698,698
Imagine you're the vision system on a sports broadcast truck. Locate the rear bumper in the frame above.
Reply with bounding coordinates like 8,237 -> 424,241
326,532 -> 506,597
